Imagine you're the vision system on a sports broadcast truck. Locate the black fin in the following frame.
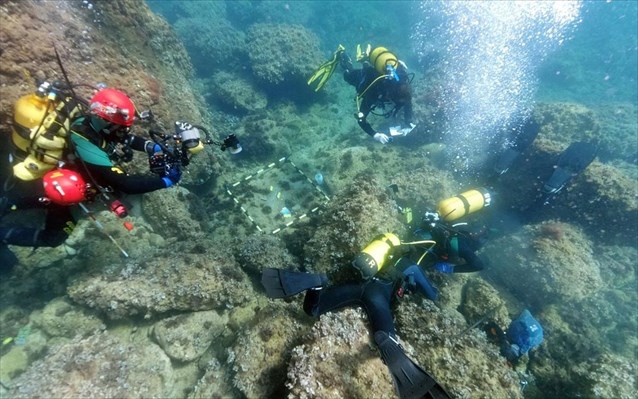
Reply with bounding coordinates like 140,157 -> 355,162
557,141 -> 597,174
544,141 -> 597,196
512,118 -> 540,151
494,147 -> 521,176
261,268 -> 327,299
374,331 -> 452,399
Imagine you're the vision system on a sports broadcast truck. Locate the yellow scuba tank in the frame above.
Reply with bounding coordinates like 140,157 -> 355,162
11,89 -> 82,181
437,188 -> 492,222
369,47 -> 399,76
352,233 -> 401,279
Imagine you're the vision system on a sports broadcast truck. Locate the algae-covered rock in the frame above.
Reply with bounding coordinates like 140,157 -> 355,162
286,308 -> 395,399
591,103 -> 638,163
246,23 -> 322,88
142,186 -> 210,240
577,353 -> 637,399
396,301 -> 523,399
533,102 -> 600,145
237,233 -> 298,276
228,304 -> 309,399
30,297 -> 104,339
68,249 -> 251,319
8,331 -> 173,398
459,278 -> 511,328
210,71 -> 268,113
483,222 -> 603,307
152,310 -> 228,362
187,358 -> 237,399
174,16 -> 247,75
304,177 -> 405,279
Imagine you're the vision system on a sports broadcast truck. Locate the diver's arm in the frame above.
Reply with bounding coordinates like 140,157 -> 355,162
396,258 -> 438,301
83,163 -> 167,194
452,236 -> 485,273
356,112 -> 377,137
403,100 -> 414,127
125,134 -> 158,154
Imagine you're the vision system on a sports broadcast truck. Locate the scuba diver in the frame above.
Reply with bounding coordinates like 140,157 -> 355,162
0,85 -> 182,273
398,187 -> 492,274
413,210 -> 486,274
262,233 -> 452,399
68,87 -> 182,193
308,44 -> 415,144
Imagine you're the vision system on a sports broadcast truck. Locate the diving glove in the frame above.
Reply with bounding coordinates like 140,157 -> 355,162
434,261 -> 453,273
374,133 -> 391,144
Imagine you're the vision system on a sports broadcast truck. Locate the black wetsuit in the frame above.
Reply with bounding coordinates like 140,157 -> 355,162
1,116 -> 166,271
414,223 -> 485,273
343,64 -> 413,137
69,116 -> 167,194
303,257 -> 438,337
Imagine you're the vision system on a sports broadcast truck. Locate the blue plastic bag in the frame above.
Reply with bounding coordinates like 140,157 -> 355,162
506,309 -> 544,355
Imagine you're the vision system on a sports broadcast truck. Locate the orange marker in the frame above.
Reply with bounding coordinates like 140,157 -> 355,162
123,221 -> 134,231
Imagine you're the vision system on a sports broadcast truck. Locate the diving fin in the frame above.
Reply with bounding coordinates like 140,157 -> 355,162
493,118 -> 540,176
556,141 -> 597,173
494,147 -> 520,176
374,331 -> 452,399
261,268 -> 327,299
307,44 -> 346,92
543,141 -> 597,203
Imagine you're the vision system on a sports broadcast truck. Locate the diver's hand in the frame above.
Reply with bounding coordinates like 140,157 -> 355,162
373,133 -> 391,144
144,141 -> 162,155
434,261 -> 454,273
162,165 -> 182,187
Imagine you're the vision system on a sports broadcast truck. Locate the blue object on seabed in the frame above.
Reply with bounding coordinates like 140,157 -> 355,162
314,173 -> 324,186
506,309 -> 544,355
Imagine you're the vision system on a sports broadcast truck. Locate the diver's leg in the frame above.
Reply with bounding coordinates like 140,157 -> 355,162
303,282 -> 366,317
362,279 -> 396,336
453,237 -> 485,273
0,206 -> 72,248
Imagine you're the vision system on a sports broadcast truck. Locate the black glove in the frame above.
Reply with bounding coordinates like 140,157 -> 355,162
162,164 -> 182,187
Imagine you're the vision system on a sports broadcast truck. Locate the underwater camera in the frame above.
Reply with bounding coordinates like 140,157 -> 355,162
220,133 -> 242,154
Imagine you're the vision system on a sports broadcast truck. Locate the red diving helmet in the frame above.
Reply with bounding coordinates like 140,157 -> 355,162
42,169 -> 88,206
89,88 -> 136,127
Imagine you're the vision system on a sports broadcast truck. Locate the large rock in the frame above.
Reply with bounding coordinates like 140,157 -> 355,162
152,310 -> 228,362
303,177 -> 405,280
286,308 -> 395,399
483,222 -> 603,307
8,331 -> 173,398
68,247 -> 252,319
142,186 -> 211,240
30,297 -> 104,339
237,233 -> 298,276
228,303 -> 309,399
246,23 -> 322,88
397,300 -> 523,399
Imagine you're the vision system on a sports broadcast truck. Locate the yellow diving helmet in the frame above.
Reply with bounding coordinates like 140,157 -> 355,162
352,233 -> 401,279
369,47 -> 399,76
437,188 -> 492,222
